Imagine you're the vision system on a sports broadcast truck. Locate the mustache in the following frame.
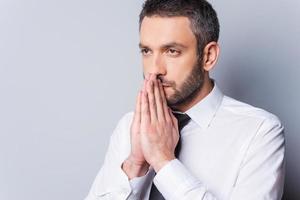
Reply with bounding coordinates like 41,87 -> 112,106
157,75 -> 176,87
142,74 -> 176,87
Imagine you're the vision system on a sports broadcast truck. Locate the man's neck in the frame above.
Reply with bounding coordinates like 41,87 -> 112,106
174,76 -> 214,113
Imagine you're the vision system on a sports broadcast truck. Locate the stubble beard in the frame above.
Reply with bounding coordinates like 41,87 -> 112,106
165,60 -> 205,110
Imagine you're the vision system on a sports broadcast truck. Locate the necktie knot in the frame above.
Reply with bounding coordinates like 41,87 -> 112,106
173,112 -> 191,132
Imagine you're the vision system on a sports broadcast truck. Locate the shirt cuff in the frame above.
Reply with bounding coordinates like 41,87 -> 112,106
153,159 -> 206,199
129,169 -> 151,196
94,162 -> 132,197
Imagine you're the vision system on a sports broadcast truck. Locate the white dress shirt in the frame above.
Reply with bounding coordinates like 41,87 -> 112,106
85,82 -> 285,200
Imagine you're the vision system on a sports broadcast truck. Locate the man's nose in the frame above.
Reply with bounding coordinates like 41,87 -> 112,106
148,54 -> 166,76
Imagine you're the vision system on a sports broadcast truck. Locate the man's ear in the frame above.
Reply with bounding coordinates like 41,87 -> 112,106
202,41 -> 220,72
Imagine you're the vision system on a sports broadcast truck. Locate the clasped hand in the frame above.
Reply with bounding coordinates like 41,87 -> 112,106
128,73 -> 179,173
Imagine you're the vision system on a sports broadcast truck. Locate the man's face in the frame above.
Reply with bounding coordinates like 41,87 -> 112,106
139,16 -> 204,108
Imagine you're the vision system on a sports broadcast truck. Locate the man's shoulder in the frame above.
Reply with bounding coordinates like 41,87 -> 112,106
109,111 -> 134,145
221,95 -> 282,127
114,111 -> 134,131
119,111 -> 134,124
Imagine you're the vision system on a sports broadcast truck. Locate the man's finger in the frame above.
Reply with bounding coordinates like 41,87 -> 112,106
146,78 -> 157,123
141,88 -> 150,130
169,108 -> 178,130
133,90 -> 142,126
154,78 -> 165,122
168,108 -> 179,143
158,80 -> 170,122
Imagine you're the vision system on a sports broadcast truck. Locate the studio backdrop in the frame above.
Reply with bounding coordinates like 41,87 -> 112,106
0,0 -> 299,199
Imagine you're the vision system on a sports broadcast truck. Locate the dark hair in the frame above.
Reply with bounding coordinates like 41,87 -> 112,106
139,0 -> 220,59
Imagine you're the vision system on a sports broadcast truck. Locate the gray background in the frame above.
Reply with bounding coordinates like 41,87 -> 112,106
0,0 -> 299,199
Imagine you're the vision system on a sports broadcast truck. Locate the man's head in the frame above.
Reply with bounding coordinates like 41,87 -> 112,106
139,0 -> 220,110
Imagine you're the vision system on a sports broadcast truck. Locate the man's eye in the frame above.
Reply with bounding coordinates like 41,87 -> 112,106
167,49 -> 180,56
140,49 -> 151,55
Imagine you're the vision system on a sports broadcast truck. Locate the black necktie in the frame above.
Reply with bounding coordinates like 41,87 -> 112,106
149,113 -> 191,200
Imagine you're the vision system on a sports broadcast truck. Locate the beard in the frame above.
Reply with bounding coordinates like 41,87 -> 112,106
158,60 -> 205,110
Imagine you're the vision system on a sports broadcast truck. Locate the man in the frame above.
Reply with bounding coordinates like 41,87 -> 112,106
85,0 -> 285,199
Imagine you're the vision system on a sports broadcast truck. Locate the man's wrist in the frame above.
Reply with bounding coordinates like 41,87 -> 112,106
151,155 -> 176,173
122,157 -> 149,180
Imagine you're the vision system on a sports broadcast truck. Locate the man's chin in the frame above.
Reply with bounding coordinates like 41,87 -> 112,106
165,90 -> 193,109
165,95 -> 181,108
163,87 -> 182,108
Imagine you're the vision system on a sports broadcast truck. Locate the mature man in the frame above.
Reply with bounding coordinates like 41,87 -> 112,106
85,0 -> 285,199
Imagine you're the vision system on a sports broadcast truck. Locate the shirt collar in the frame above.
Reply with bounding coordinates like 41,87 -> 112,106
184,80 -> 224,129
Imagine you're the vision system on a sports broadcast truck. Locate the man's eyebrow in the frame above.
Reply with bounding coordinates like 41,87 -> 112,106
138,42 -> 188,49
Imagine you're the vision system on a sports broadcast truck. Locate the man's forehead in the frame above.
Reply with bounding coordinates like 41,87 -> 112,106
139,16 -> 196,49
